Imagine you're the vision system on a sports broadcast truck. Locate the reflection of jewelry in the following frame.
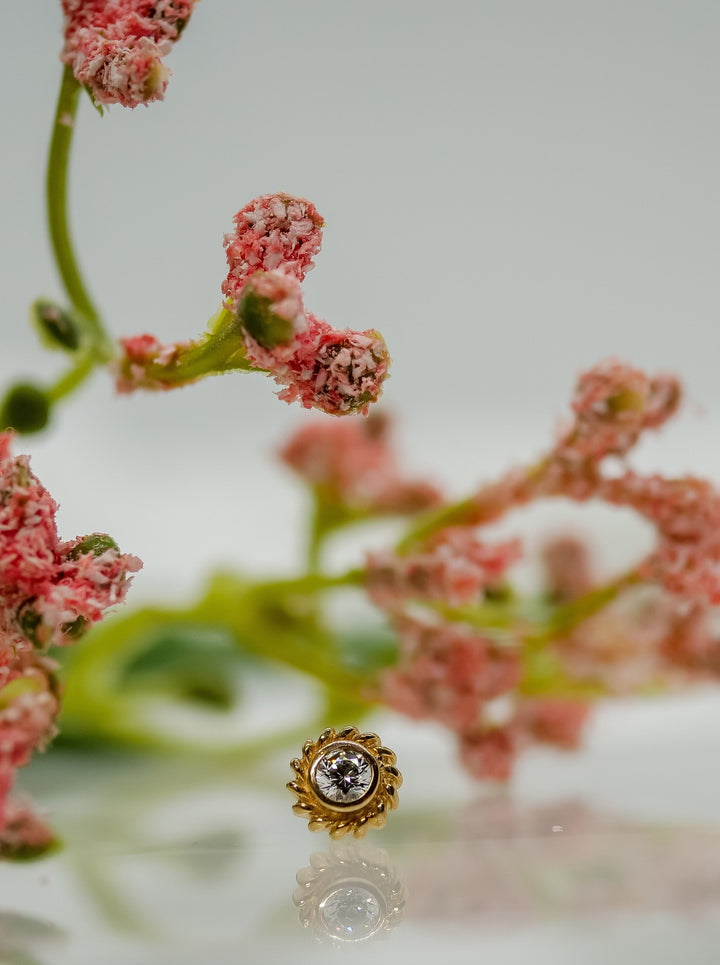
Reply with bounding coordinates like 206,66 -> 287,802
294,840 -> 407,943
288,726 -> 402,838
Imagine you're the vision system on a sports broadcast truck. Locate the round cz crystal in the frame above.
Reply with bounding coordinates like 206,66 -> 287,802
313,743 -> 376,806
319,884 -> 383,942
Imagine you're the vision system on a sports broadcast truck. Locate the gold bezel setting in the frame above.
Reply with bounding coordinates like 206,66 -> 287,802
288,726 -> 402,838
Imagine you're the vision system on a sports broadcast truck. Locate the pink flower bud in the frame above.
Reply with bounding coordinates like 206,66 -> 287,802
557,358 -> 680,461
276,315 -> 391,415
114,333 -> 183,393
61,1 -> 195,108
223,194 -> 324,309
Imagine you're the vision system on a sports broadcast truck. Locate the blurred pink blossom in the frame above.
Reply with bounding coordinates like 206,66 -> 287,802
61,0 -> 195,107
280,413 -> 441,516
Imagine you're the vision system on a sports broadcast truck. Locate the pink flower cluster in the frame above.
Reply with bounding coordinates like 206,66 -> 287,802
459,699 -> 592,782
116,194 -> 391,415
420,360 -> 718,604
601,474 -> 720,604
556,358 -> 680,461
0,433 -> 141,853
381,616 -> 521,731
222,194 -> 324,309
61,0 -> 195,107
115,333 -> 182,393
280,413 -> 441,516
226,194 -> 391,415
367,529 -> 521,609
379,615 -> 590,781
365,359 -> 720,780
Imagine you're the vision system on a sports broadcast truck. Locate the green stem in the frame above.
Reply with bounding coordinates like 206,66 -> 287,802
47,67 -> 112,360
431,569 -> 642,648
116,306 -> 259,390
526,569 -> 642,647
397,497 -> 481,552
46,350 -> 95,403
307,502 -> 325,573
397,457 -> 552,552
255,567 -> 365,596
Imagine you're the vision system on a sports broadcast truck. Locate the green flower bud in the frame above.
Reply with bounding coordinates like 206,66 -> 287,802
30,299 -> 81,352
60,616 -> 88,640
237,287 -> 295,350
16,598 -> 46,648
66,533 -> 119,560
0,383 -> 51,434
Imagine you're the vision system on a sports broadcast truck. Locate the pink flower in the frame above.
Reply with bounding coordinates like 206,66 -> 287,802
541,535 -> 594,602
0,656 -> 60,840
279,413 -> 441,515
273,314 -> 390,415
223,195 -> 389,414
0,439 -> 58,598
380,617 -> 521,731
601,474 -> 720,603
457,701 -> 590,782
0,434 -> 140,851
367,529 -> 521,609
61,0 -> 195,107
235,276 -> 390,414
459,726 -> 518,782
515,698 -> 591,750
556,358 -> 680,461
114,333 -> 182,393
0,432 -> 141,650
222,194 -> 324,310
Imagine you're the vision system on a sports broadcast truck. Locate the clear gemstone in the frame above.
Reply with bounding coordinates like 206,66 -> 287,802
313,744 -> 375,805
319,884 -> 382,941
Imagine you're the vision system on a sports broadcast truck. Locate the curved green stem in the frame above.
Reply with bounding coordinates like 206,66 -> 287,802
397,457 -> 552,553
46,350 -> 96,403
47,66 -> 112,360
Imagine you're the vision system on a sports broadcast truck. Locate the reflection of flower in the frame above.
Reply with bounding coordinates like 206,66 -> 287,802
408,797 -> 720,923
294,840 -> 407,944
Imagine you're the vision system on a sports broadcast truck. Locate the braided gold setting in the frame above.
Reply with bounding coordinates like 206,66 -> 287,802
288,726 -> 402,838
